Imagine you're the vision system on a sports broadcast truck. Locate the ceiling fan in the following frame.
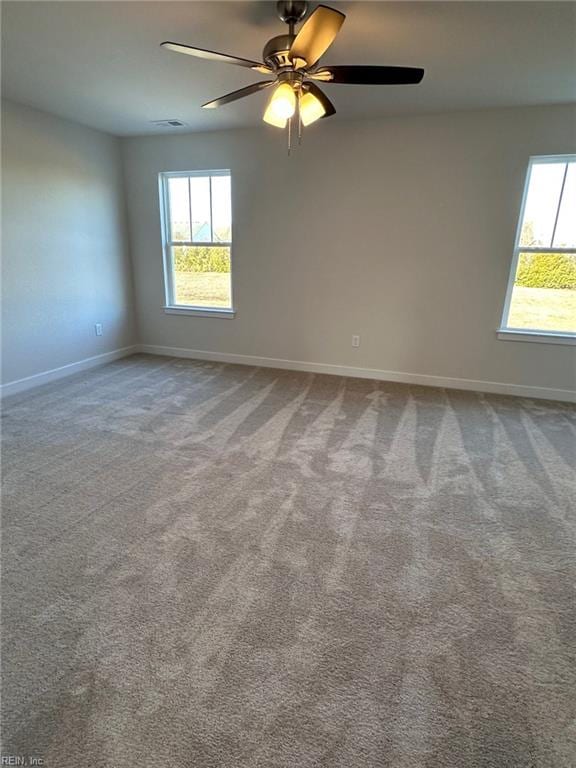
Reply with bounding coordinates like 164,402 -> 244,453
161,1 -> 424,142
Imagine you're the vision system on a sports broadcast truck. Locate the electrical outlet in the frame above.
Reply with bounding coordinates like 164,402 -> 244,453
352,335 -> 360,348
95,323 -> 103,337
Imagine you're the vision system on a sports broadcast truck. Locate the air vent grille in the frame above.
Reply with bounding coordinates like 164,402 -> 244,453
151,119 -> 187,128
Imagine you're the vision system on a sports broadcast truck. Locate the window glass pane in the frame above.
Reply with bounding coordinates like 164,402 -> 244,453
553,162 -> 576,248
211,175 -> 232,242
167,177 -> 191,241
506,251 -> 576,332
190,177 -> 212,242
519,162 -> 565,247
171,246 -> 232,309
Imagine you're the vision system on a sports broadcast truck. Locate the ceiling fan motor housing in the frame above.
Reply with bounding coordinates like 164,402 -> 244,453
263,34 -> 297,70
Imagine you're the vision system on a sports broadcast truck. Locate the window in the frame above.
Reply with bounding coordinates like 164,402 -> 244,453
500,155 -> 576,342
159,171 -> 233,315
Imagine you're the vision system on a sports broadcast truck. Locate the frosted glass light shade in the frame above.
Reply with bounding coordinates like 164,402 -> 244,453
263,83 -> 296,127
300,91 -> 326,126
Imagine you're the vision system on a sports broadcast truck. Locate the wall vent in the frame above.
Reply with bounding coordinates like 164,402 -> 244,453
151,119 -> 187,128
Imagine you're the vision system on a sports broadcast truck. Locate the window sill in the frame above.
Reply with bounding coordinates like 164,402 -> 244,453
497,329 -> 576,346
163,306 -> 236,319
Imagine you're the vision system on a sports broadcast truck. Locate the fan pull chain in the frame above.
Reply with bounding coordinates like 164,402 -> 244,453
287,116 -> 292,155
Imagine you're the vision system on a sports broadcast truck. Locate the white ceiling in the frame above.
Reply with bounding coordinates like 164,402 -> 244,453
2,1 -> 575,136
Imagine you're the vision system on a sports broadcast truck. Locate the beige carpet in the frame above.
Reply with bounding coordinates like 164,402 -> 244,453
2,354 -> 575,767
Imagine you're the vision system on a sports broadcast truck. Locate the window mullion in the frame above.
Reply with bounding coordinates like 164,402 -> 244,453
188,177 -> 194,244
550,162 -> 569,247
168,241 -> 231,248
519,246 -> 575,254
209,176 -> 214,242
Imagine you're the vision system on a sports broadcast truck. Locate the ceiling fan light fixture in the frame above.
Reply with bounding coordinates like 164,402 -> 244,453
161,2 -> 425,148
264,82 -> 296,125
299,90 -> 325,125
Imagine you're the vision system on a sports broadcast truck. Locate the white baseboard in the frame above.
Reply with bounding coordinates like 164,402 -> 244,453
1,345 -> 139,397
4,342 -> 572,402
137,344 -> 576,403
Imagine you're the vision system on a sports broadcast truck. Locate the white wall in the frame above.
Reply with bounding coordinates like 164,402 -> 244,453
1,100 -> 135,386
122,105 -> 575,395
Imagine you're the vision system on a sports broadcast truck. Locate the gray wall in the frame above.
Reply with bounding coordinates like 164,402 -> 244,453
122,105 -> 575,393
2,100 -> 574,394
1,100 -> 135,384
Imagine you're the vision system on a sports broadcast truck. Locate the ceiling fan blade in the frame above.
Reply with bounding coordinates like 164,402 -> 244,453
289,5 -> 345,70
310,65 -> 425,85
202,81 -> 275,109
304,82 -> 336,118
161,42 -> 272,74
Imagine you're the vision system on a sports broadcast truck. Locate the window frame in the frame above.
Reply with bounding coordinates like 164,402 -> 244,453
498,154 -> 575,345
158,169 -> 235,318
